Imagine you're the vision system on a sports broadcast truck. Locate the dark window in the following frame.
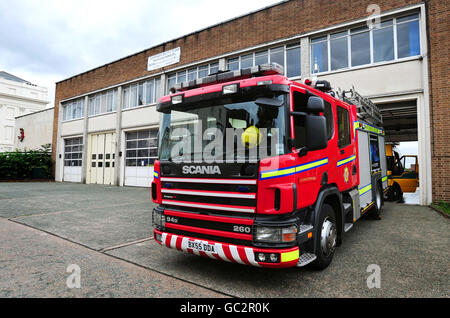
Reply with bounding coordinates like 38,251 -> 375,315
98,162 -> 103,168
370,136 -> 381,170
292,91 -> 308,148
105,162 -> 110,168
323,101 -> 334,140
92,162 -> 96,168
337,106 -> 351,148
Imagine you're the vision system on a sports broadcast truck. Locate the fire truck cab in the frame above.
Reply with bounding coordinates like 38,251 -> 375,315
152,63 -> 387,269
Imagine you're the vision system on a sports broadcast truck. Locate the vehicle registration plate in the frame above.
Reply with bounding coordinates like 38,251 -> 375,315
187,240 -> 217,254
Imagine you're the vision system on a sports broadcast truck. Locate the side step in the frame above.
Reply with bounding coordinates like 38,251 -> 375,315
296,253 -> 317,267
344,223 -> 354,232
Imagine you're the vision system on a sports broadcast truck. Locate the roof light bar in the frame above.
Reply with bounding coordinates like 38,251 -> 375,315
172,63 -> 284,92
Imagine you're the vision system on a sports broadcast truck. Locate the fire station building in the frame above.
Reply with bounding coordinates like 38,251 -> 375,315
52,0 -> 449,205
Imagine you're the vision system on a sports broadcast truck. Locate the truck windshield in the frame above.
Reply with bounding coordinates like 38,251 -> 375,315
158,93 -> 287,163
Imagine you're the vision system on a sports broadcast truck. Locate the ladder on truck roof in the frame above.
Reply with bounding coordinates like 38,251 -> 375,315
338,87 -> 383,126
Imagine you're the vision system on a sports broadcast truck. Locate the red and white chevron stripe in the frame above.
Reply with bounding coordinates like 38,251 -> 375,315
158,231 -> 261,267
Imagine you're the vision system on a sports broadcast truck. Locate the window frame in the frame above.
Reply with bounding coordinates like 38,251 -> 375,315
310,12 -> 421,75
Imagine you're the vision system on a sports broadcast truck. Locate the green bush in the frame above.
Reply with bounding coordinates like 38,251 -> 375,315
0,144 -> 53,179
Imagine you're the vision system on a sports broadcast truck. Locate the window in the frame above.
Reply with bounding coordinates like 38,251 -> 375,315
167,62 -> 219,94
311,36 -> 328,74
64,137 -> 83,167
123,77 -> 161,109
370,135 -> 380,170
373,20 -> 394,62
125,129 -> 158,167
292,90 -> 309,148
286,44 -> 301,78
240,54 -> 253,68
396,14 -> 420,58
62,98 -> 84,121
88,89 -> 118,116
330,31 -> 348,70
323,101 -> 334,140
337,106 -> 351,148
225,44 -> 301,78
351,26 -> 371,67
310,12 -> 420,73
269,46 -> 284,69
227,58 -> 239,71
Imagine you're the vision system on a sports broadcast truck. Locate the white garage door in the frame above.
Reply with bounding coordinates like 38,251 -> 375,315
63,137 -> 83,183
124,129 -> 158,187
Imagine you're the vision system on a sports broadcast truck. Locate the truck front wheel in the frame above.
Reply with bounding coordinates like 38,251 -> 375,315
313,203 -> 337,270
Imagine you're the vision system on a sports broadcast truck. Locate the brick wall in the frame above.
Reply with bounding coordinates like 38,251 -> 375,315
428,0 -> 450,202
53,0 -> 449,202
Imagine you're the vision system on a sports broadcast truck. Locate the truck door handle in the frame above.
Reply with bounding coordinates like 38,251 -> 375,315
340,150 -> 345,154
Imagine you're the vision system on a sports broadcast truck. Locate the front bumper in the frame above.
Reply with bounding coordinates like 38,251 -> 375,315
154,229 -> 300,268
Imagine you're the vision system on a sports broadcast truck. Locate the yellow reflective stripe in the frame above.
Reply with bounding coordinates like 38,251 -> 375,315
295,158 -> 329,173
153,171 -> 159,178
260,158 -> 328,180
382,176 -> 388,182
359,184 -> 372,195
356,121 -> 385,135
281,249 -> 299,263
260,167 -> 296,179
337,155 -> 356,167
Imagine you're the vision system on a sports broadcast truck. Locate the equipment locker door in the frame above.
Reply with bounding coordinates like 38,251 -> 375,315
357,130 -> 372,210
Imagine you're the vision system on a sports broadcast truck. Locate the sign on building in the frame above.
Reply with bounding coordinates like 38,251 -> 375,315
147,47 -> 181,71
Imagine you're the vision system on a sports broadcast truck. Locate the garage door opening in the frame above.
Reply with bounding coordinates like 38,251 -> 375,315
377,99 -> 419,205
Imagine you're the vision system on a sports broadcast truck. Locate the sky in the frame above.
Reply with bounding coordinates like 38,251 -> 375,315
0,0 -> 282,108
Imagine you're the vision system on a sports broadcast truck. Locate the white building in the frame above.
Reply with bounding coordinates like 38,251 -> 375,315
14,108 -> 54,151
0,71 -> 49,152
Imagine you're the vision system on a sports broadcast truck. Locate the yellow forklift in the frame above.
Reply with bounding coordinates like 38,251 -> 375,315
385,144 -> 419,201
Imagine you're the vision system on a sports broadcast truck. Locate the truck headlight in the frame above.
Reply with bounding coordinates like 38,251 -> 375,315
152,209 -> 165,227
255,225 -> 298,243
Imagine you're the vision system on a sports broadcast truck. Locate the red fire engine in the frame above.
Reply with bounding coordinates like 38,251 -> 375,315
152,63 -> 387,269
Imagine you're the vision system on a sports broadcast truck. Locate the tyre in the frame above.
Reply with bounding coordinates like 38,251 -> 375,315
312,203 -> 337,270
370,183 -> 383,219
387,182 -> 403,202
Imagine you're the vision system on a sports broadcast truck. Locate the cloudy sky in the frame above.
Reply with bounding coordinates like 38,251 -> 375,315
0,0 -> 282,108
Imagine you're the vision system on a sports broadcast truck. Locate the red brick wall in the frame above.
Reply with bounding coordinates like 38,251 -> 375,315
53,0 -> 449,202
428,0 -> 450,202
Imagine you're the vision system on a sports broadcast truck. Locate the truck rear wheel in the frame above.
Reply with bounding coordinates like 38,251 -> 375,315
370,183 -> 383,219
313,203 -> 337,270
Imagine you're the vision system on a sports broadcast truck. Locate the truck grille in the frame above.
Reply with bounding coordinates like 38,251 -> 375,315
160,177 -> 257,244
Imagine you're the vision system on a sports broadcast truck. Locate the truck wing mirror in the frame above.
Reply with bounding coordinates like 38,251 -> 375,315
306,96 -> 325,113
306,115 -> 328,151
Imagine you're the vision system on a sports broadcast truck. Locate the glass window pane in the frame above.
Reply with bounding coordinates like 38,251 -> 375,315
127,141 -> 137,149
126,150 -> 137,158
167,75 -> 176,93
270,47 -> 284,69
130,84 -> 137,107
209,63 -> 219,74
177,71 -> 186,84
138,83 -> 144,106
138,130 -> 150,139
311,36 -> 327,43
330,31 -> 347,39
126,159 -> 137,166
351,31 -> 370,66
100,93 -> 107,114
240,54 -> 253,68
72,102 -> 77,119
198,65 -> 208,78
145,80 -> 154,104
330,36 -> 348,70
107,92 -> 113,112
286,46 -> 301,77
126,132 -> 138,140
155,78 -> 161,101
397,20 -> 420,58
373,25 -> 394,62
122,87 -> 129,109
311,41 -> 328,73
227,58 -> 239,71
112,89 -> 117,111
188,68 -> 197,81
397,13 -> 419,23
255,51 -> 268,65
